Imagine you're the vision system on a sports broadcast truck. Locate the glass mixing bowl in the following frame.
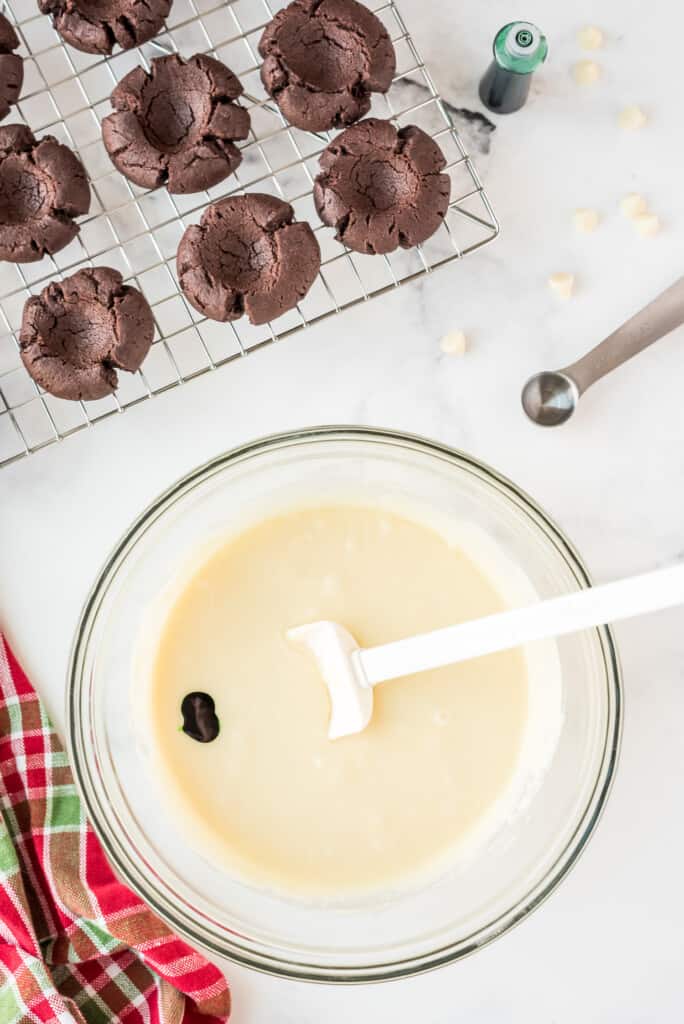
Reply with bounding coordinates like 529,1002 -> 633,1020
68,427 -> 621,981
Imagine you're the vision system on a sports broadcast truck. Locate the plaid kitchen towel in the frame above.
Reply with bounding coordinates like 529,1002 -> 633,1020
0,636 -> 231,1024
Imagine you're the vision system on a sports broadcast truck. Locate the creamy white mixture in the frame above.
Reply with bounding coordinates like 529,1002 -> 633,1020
141,500 -> 562,897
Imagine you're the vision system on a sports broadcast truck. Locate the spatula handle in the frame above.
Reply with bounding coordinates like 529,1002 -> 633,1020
358,562 -> 684,685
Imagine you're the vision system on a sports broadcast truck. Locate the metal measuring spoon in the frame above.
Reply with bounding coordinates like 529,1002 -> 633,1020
522,275 -> 684,426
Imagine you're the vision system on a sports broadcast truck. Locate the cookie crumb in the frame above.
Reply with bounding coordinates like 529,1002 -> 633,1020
548,272 -> 575,300
619,105 -> 647,130
574,208 -> 600,233
634,212 -> 660,237
621,193 -> 648,219
577,25 -> 604,50
572,60 -> 601,85
440,330 -> 467,356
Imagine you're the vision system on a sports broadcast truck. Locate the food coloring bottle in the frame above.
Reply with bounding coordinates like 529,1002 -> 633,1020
479,21 -> 548,114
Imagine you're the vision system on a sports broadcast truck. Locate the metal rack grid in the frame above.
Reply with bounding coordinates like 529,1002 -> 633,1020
0,0 -> 498,468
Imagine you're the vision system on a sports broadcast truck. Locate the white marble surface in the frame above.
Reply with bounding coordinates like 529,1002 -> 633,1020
2,0 -> 684,1019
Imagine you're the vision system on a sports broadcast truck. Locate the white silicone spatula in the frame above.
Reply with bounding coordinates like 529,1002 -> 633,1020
288,562 -> 684,740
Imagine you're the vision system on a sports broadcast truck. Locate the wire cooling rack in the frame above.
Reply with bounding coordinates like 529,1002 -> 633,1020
0,0 -> 498,468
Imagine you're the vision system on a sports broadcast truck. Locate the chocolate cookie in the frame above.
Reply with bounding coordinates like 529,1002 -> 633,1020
177,193 -> 320,325
259,0 -> 395,133
313,118 -> 451,254
38,0 -> 172,55
0,125 -> 90,263
102,53 -> 250,194
0,14 -> 23,121
20,267 -> 155,401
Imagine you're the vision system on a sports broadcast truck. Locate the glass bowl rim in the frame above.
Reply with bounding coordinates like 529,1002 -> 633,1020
67,425 -> 622,983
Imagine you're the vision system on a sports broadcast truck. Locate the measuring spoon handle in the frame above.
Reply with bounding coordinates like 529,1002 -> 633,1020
564,275 -> 684,394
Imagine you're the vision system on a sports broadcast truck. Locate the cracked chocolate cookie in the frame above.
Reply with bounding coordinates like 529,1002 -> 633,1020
259,0 -> 395,133
0,14 -> 23,121
177,193 -> 321,325
313,117 -> 451,254
102,53 -> 250,194
0,124 -> 90,263
20,266 -> 155,401
38,0 -> 172,55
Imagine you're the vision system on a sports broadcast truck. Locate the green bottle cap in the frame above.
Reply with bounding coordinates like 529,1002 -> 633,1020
493,21 -> 548,74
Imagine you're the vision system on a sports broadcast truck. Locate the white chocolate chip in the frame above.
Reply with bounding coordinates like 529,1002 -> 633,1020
619,105 -> 647,130
621,193 -> 648,219
577,25 -> 604,50
548,272 -> 575,300
634,212 -> 660,237
440,330 -> 467,356
572,60 -> 601,85
574,208 -> 600,233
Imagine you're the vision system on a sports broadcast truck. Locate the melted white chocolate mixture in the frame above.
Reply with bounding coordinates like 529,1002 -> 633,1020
145,503 -> 561,897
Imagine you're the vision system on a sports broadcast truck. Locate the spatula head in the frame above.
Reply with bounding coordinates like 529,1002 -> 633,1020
287,621 -> 373,740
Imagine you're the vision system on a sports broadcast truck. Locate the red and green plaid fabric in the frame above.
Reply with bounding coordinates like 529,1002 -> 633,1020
0,636 -> 231,1024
